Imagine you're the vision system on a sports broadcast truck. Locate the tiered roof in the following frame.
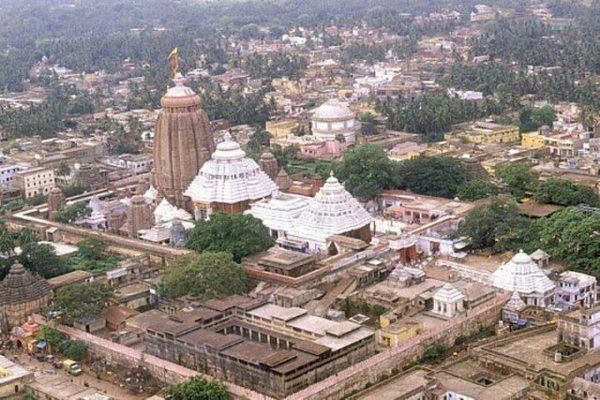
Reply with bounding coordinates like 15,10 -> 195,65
504,291 -> 527,312
184,134 -> 277,204
491,250 -> 555,294
433,283 -> 465,303
0,262 -> 51,306
246,192 -> 309,232
291,173 -> 372,242
154,198 -> 192,224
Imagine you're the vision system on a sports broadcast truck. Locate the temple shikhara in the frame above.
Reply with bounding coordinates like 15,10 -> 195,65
153,73 -> 215,210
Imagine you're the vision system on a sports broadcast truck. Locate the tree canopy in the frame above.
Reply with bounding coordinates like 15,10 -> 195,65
186,213 -> 274,262
166,377 -> 229,400
51,281 -> 113,325
19,242 -> 71,279
495,163 -> 538,200
335,144 -> 395,201
160,252 -> 246,300
457,179 -> 501,201
534,179 -> 600,207
54,202 -> 91,224
395,155 -> 467,199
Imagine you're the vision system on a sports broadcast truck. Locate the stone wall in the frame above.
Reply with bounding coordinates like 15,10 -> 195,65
287,294 -> 509,400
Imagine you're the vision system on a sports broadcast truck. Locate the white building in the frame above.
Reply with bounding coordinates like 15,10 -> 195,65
432,283 -> 465,318
558,305 -> 600,351
502,291 -> 527,323
184,133 -> 278,220
491,250 -> 555,307
0,164 -> 26,187
555,271 -> 597,310
311,99 -> 360,145
248,173 -> 373,253
13,167 -> 55,198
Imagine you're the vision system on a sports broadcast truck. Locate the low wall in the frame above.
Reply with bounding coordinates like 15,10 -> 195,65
39,321 -> 273,400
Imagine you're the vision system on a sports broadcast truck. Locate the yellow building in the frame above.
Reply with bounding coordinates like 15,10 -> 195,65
521,132 -> 546,149
266,119 -> 306,139
445,121 -> 520,145
378,314 -> 422,347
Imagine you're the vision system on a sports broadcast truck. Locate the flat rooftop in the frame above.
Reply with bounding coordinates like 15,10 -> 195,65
0,355 -> 32,386
355,368 -> 429,400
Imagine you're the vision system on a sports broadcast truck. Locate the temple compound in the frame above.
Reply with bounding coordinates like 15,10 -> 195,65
0,261 -> 52,330
311,99 -> 360,145
184,133 -> 278,220
153,73 -> 215,210
248,172 -> 373,253
143,295 -> 375,398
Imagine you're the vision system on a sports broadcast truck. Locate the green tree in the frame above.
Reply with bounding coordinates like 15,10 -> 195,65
160,252 -> 246,300
532,207 -> 600,274
54,202 -> 91,223
186,213 -> 274,262
166,377 -> 229,400
51,281 -> 113,325
395,156 -> 466,198
457,179 -> 500,201
56,162 -> 71,176
77,237 -> 109,261
335,144 -> 395,201
534,178 -> 599,207
495,163 -> 538,199
19,242 -> 70,279
456,197 -> 532,252
37,326 -> 66,352
61,340 -> 87,361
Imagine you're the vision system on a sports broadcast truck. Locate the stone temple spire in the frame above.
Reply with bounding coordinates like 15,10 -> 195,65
153,73 -> 215,210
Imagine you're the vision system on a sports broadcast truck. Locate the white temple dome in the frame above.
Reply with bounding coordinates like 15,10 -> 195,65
163,73 -> 196,98
312,99 -> 355,121
491,250 -> 555,294
291,174 -> 372,242
433,283 -> 465,303
143,185 -> 158,204
184,133 -> 278,204
311,99 -> 359,144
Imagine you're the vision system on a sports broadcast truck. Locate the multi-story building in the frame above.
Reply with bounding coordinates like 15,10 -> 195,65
558,305 -> 600,351
521,131 -> 547,149
545,133 -> 584,158
555,271 -> 597,310
144,295 -> 375,398
445,121 -> 520,145
13,167 -> 55,198
0,163 -> 27,187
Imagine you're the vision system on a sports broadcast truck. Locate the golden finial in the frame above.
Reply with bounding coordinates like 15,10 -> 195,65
167,48 -> 179,77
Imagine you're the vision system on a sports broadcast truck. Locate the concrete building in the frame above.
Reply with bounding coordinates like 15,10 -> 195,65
13,166 -> 55,198
144,296 -> 375,398
153,73 -> 215,209
0,355 -> 32,397
445,121 -> 520,145
555,271 -> 597,310
0,163 -> 26,187
558,306 -> 600,351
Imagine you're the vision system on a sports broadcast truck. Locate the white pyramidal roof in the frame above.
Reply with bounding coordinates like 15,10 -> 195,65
154,198 -> 192,224
312,98 -> 355,121
433,283 -> 465,303
491,250 -> 555,294
246,192 -> 310,232
290,173 -> 372,242
184,133 -> 278,204
143,185 -> 158,204
504,291 -> 527,312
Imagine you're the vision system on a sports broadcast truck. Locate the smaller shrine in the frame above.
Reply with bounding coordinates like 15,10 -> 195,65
432,283 -> 465,318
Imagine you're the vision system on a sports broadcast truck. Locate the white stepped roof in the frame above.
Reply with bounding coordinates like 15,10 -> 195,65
246,192 -> 310,231
491,250 -> 555,294
184,133 -> 278,204
433,283 -> 465,303
290,173 -> 372,242
164,73 -> 196,98
154,198 -> 192,224
504,291 -> 527,312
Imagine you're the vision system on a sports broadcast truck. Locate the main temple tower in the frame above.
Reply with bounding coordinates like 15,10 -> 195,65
153,73 -> 215,209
